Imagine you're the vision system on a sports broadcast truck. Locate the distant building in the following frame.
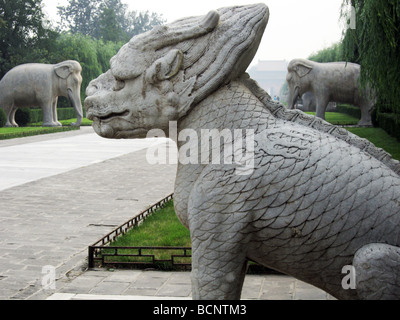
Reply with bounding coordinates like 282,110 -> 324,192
247,60 -> 288,99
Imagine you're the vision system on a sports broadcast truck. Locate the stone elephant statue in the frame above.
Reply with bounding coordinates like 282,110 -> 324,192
85,4 -> 400,300
0,60 -> 83,127
286,58 -> 374,126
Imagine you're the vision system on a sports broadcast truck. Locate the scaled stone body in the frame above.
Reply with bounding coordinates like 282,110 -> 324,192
286,59 -> 374,126
85,4 -> 400,300
0,61 -> 83,127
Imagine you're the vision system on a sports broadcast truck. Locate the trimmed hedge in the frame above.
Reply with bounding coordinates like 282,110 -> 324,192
15,108 -> 31,126
29,107 -> 81,124
337,104 -> 362,119
376,112 -> 400,141
0,108 -> 6,127
0,107 -> 82,127
0,126 -> 80,140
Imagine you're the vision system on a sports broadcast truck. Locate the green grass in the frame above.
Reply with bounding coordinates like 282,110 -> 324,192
0,118 -> 93,140
0,126 -> 80,140
59,118 -> 93,126
111,201 -> 191,248
100,200 -> 191,268
29,118 -> 93,127
305,112 -> 360,125
346,127 -> 400,161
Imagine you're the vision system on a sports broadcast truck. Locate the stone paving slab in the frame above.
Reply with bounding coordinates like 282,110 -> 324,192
0,127 -> 167,191
46,269 -> 334,300
0,129 -> 176,300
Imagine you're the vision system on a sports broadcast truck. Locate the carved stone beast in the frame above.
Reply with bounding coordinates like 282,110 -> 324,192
85,4 -> 400,300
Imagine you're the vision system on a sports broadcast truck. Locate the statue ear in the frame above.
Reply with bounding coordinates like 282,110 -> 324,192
54,63 -> 73,79
295,62 -> 313,78
146,49 -> 184,83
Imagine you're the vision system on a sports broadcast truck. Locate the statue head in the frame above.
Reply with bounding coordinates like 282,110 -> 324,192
85,4 -> 269,139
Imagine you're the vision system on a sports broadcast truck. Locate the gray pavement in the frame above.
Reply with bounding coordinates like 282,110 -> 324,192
0,127 -> 333,300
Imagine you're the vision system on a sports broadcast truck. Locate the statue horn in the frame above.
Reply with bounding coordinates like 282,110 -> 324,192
134,10 -> 220,51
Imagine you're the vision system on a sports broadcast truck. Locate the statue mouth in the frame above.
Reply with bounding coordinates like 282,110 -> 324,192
97,110 -> 130,122
87,108 -> 129,123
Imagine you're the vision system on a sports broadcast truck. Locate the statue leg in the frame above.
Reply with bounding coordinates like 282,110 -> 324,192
354,243 -> 400,300
315,96 -> 329,120
42,102 -> 57,127
5,106 -> 19,127
52,97 -> 62,127
358,102 -> 373,126
189,205 -> 249,300
187,167 -> 253,300
191,238 -> 248,300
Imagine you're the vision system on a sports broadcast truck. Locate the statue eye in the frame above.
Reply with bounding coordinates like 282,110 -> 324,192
113,80 -> 126,91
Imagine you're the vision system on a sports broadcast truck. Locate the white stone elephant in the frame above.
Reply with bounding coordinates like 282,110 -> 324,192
286,58 -> 374,126
0,60 -> 83,127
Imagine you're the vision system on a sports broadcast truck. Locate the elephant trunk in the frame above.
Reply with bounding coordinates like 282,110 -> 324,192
287,86 -> 299,110
68,89 -> 83,126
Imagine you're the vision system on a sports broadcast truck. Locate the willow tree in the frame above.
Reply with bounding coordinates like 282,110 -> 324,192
341,0 -> 400,115
0,0 -> 56,78
58,0 -> 165,43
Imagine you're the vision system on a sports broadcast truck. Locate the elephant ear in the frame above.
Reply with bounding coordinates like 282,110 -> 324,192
295,62 -> 313,78
54,62 -> 73,79
145,49 -> 184,84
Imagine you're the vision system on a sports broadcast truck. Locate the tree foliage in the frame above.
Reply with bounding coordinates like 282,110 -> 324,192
48,33 -> 121,99
0,0 -> 57,77
58,0 -> 165,42
0,0 -> 165,105
57,0 -> 100,37
341,0 -> 400,115
308,42 -> 344,63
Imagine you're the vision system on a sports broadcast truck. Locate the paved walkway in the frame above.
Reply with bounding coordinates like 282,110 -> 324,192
0,127 -> 333,300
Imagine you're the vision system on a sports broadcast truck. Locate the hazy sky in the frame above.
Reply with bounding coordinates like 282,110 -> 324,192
42,0 -> 345,63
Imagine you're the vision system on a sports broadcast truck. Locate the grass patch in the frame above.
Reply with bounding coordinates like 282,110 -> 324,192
100,200 -> 192,269
29,118 -> 93,127
60,118 -> 93,126
305,112 -> 360,125
346,127 -> 400,161
111,201 -> 190,248
0,126 -> 80,140
0,118 -> 92,140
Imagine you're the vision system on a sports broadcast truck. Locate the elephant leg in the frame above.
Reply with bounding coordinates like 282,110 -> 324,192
353,243 -> 400,300
52,97 -> 62,127
358,102 -> 373,126
42,102 -> 57,127
5,106 -> 18,127
10,108 -> 18,127
315,96 -> 329,120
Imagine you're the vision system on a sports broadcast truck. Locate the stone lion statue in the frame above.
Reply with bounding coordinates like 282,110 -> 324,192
85,4 -> 400,300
